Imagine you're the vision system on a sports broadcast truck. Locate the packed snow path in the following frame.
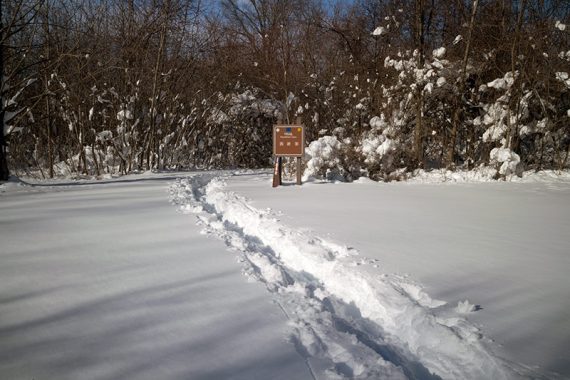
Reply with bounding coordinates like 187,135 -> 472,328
170,172 -> 560,380
0,174 -> 312,380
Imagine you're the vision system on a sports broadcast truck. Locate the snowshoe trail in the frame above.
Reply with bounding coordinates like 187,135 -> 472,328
169,173 -> 550,380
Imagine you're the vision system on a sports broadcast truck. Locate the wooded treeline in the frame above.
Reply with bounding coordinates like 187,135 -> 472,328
1,0 -> 569,180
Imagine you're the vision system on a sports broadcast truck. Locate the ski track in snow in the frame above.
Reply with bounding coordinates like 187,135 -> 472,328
169,173 -> 553,380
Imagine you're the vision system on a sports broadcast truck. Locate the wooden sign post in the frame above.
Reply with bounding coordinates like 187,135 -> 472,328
272,156 -> 282,187
272,121 -> 304,187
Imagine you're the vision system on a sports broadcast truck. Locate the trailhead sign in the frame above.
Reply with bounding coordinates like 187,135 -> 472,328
273,125 -> 304,157
272,124 -> 305,187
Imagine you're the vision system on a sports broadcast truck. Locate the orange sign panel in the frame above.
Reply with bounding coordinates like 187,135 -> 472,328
273,125 -> 304,157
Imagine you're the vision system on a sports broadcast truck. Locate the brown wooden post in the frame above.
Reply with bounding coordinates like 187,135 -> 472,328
296,157 -> 302,185
272,156 -> 281,187
278,157 -> 283,185
295,117 -> 302,185
272,116 -> 284,187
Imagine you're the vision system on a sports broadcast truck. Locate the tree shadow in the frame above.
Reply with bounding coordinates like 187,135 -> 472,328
0,268 -> 310,380
16,175 -> 185,188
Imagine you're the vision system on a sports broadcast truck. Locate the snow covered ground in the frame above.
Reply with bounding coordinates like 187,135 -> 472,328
0,173 -> 311,380
220,171 -> 570,379
2,170 -> 569,379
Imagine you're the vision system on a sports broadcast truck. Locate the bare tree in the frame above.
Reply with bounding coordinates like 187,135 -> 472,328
447,0 -> 479,168
414,0 -> 425,168
1,0 -> 44,180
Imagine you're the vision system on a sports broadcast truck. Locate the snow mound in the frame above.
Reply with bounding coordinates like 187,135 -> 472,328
170,174 -> 542,380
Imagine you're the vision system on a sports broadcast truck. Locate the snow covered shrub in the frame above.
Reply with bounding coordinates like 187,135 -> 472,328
382,48 -> 463,168
477,63 -> 570,171
477,71 -> 542,175
489,147 -> 521,177
358,115 -> 400,180
88,83 -> 141,175
303,135 -> 355,181
479,71 -> 519,146
298,69 -> 381,181
227,89 -> 282,167
196,87 -> 282,169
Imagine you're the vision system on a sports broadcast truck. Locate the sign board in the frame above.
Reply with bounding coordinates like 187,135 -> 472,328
273,125 -> 304,157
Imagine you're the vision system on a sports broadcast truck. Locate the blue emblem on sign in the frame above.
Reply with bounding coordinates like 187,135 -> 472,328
286,127 -> 292,133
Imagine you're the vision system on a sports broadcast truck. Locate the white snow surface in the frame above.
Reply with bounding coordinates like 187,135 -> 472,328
3,170 -> 570,380
0,173 -> 312,380
221,171 -> 570,379
169,171 -> 570,380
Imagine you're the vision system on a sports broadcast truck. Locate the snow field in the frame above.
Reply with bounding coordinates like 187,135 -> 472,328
226,171 -> 570,379
170,174 -> 548,380
0,175 -> 312,380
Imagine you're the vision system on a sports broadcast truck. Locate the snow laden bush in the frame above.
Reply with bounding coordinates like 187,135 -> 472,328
479,71 -> 519,145
198,88 -> 282,168
304,116 -> 402,182
358,116 -> 400,180
301,38 -> 570,182
303,135 -> 355,181
478,66 -> 569,173
489,147 -> 521,177
383,48 -> 462,167
1,76 -> 36,177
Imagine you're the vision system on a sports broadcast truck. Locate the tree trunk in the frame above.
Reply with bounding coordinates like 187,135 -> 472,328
148,1 -> 169,170
447,0 -> 479,168
44,0 -> 54,178
506,0 -> 527,149
79,107 -> 88,175
0,133 -> 8,181
561,142 -> 570,171
414,0 -> 425,168
0,0 -> 10,181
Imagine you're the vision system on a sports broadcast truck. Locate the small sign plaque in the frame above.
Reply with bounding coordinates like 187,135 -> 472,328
273,125 -> 304,157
